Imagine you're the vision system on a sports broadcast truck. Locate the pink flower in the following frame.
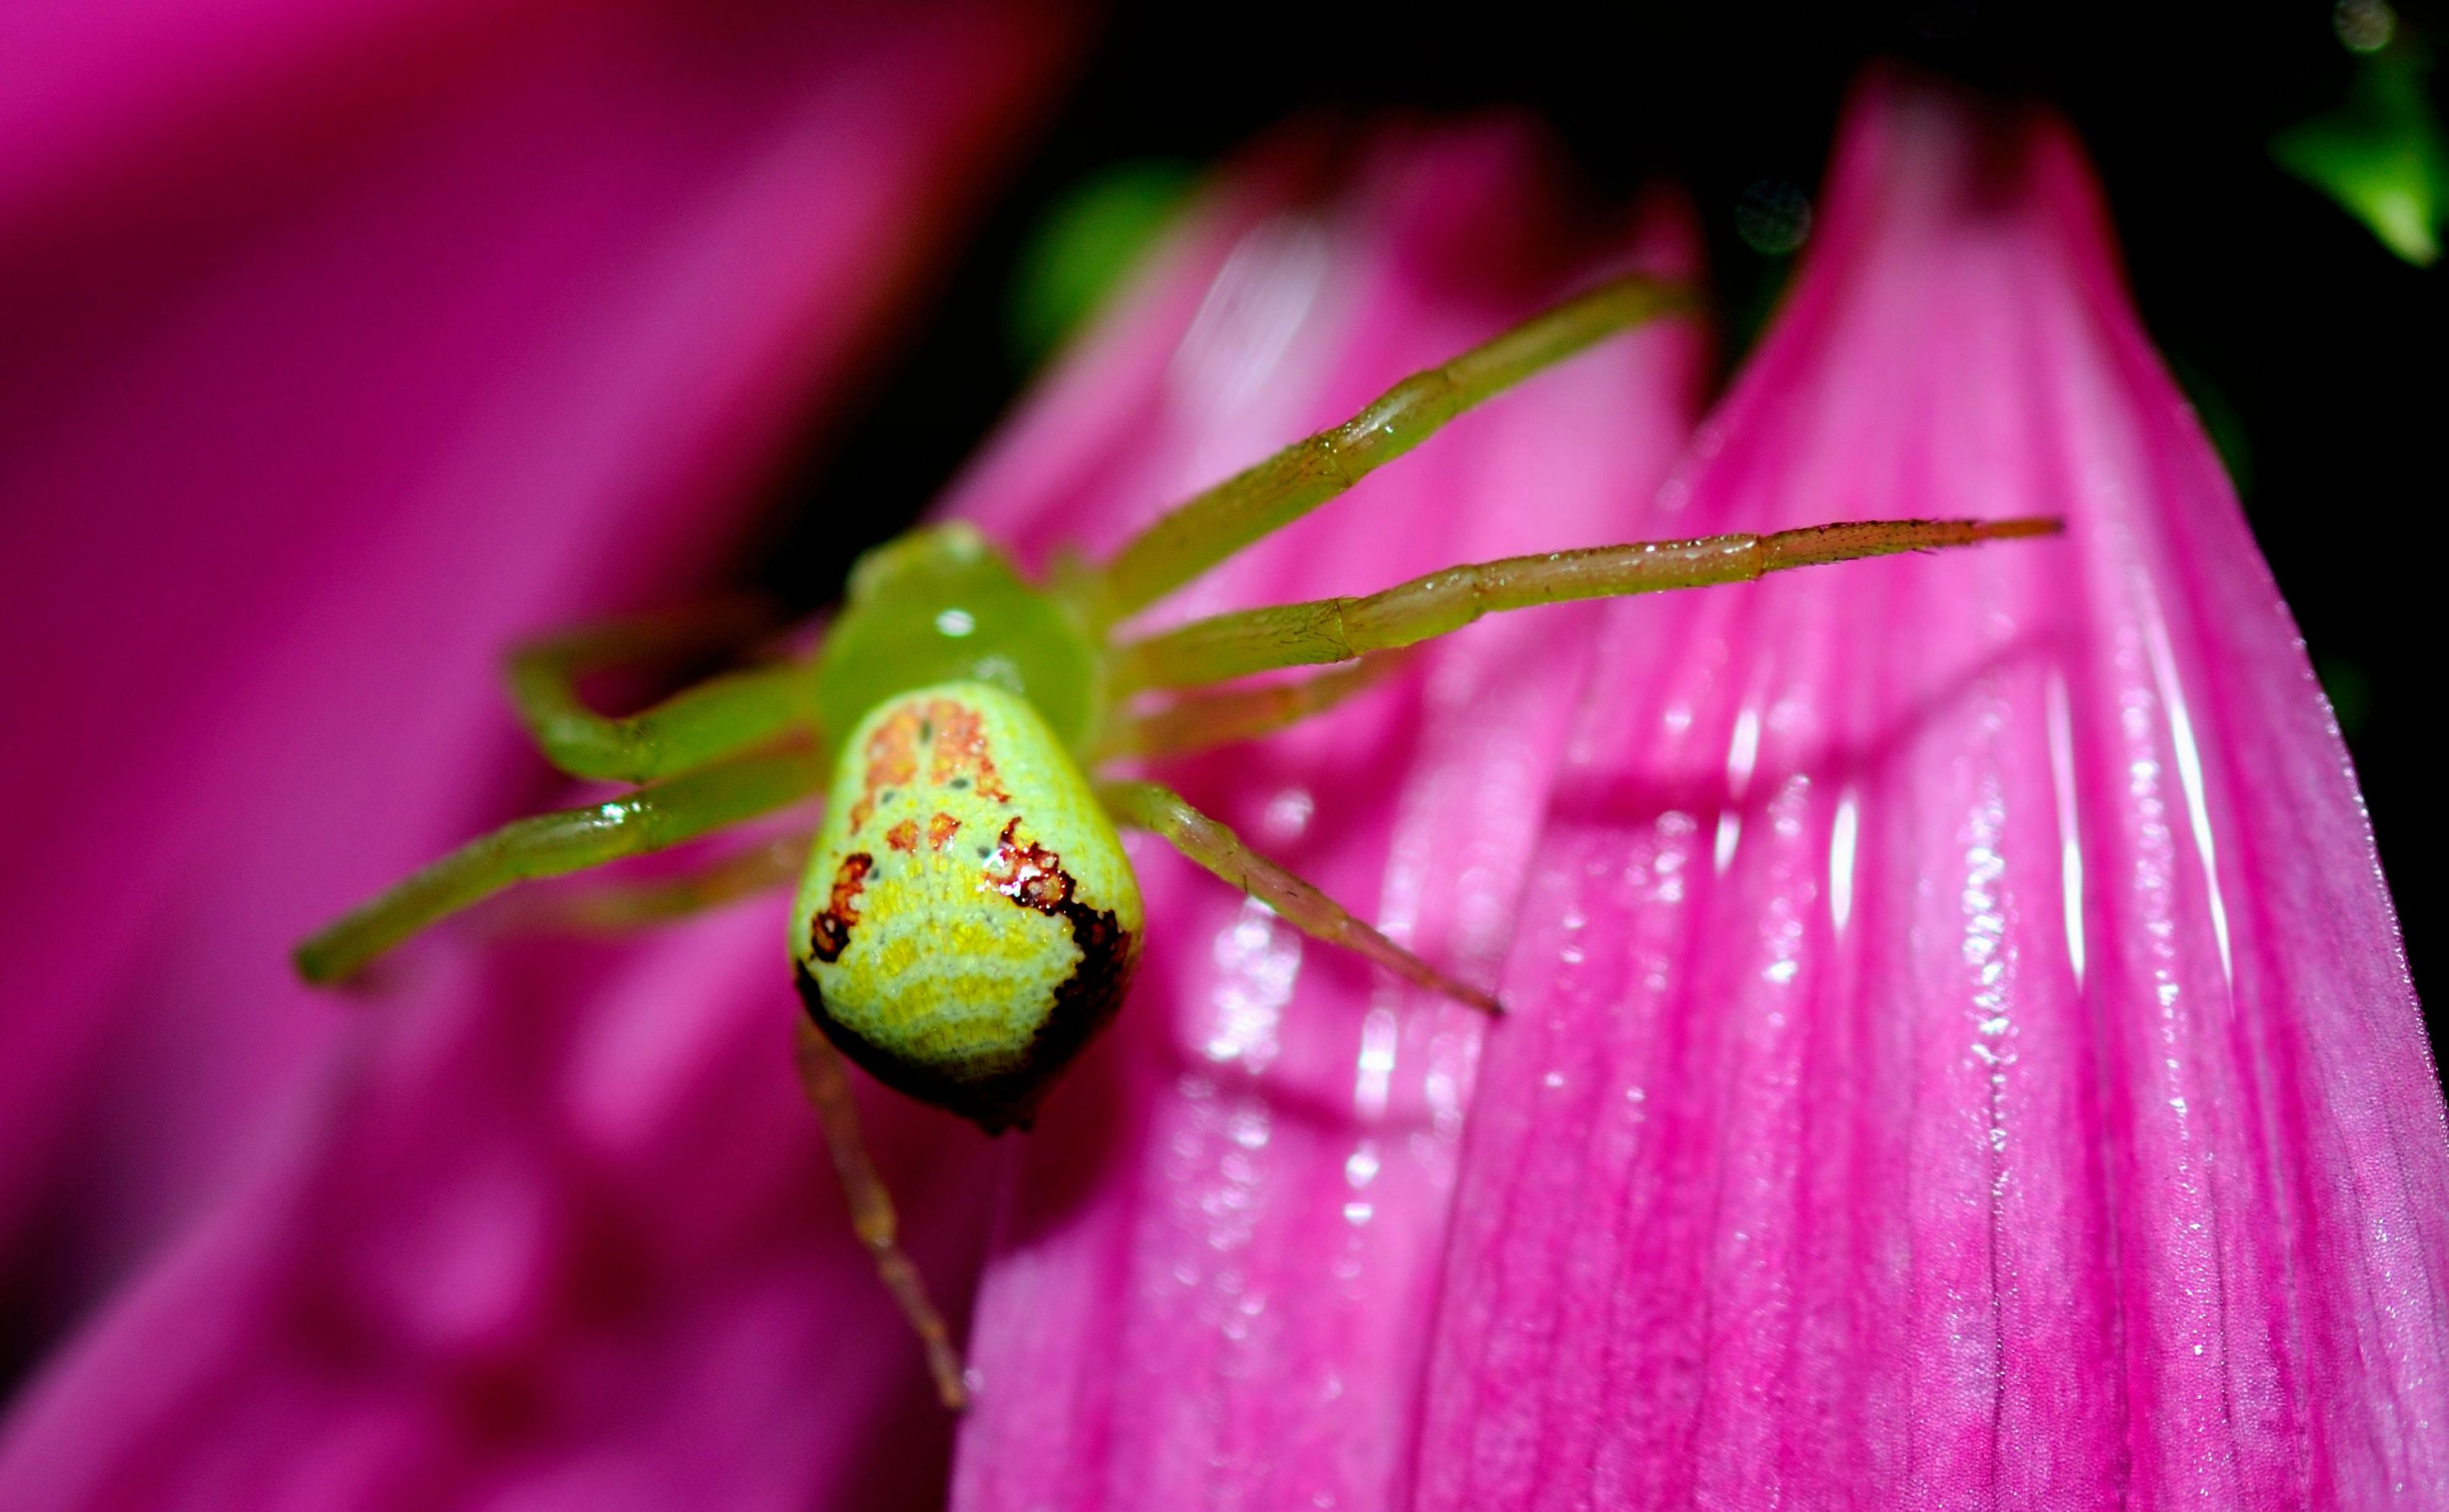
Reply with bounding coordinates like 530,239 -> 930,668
0,0 -> 1070,1502
5,31 -> 2435,1512
953,78 -> 2447,1512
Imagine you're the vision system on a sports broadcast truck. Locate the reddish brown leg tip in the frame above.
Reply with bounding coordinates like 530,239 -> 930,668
931,1357 -> 973,1412
1442,981 -> 1504,1016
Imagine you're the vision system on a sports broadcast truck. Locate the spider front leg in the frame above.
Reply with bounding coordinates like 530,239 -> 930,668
1085,273 -> 1696,623
792,1017 -> 970,1410
295,747 -> 825,983
1113,516 -> 2064,690
508,600 -> 816,782
1095,779 -> 1499,1012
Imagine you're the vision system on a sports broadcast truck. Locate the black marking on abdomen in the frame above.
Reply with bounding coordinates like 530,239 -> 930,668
808,853 -> 871,964
794,820 -> 1137,1134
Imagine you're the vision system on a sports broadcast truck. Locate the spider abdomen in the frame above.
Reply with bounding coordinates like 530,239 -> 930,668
792,681 -> 1143,1133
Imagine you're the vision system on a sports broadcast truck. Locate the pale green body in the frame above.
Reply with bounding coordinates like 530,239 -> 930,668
791,681 -> 1142,1131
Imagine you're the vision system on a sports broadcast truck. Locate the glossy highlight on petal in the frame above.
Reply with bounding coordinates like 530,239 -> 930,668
1419,75 -> 2446,1509
950,122 -> 1708,1511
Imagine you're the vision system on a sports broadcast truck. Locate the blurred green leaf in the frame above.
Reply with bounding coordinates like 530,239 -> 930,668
2316,655 -> 2374,740
1008,160 -> 1196,367
2273,43 -> 2449,266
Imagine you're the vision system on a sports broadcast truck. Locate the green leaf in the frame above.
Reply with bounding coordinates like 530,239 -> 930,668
1007,160 -> 1197,367
2273,43 -> 2449,266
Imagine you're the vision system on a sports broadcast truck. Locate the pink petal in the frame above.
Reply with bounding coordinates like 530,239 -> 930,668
0,911 -> 1007,1508
0,0 -> 1068,1353
1419,76 -> 2447,1508
948,123 -> 1708,1510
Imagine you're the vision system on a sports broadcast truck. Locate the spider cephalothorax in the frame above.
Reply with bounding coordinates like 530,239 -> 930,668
812,523 -> 1103,754
298,271 -> 2057,1407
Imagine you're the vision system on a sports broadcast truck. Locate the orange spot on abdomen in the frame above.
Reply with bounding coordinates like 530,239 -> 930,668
849,707 -> 923,832
925,700 -> 1011,803
850,695 -> 1012,833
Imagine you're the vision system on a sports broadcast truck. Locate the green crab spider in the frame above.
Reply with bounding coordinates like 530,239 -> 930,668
296,271 -> 2058,1409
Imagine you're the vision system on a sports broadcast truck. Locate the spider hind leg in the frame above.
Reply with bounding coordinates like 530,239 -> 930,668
1093,652 -> 1413,762
793,1017 -> 970,1411
1097,779 -> 1499,1013
489,827 -> 815,936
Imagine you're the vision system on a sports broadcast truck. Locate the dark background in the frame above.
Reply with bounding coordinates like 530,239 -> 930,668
759,2 -> 2441,1029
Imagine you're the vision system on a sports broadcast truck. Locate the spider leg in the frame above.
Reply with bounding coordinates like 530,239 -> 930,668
490,827 -> 814,935
295,747 -> 825,983
1091,651 -> 1413,762
1086,273 -> 1695,623
1114,516 -> 2063,690
1095,779 -> 1499,1013
792,1016 -> 970,1410
508,599 -> 816,782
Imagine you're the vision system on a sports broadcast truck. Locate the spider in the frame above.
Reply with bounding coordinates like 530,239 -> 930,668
297,271 -> 2057,1409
